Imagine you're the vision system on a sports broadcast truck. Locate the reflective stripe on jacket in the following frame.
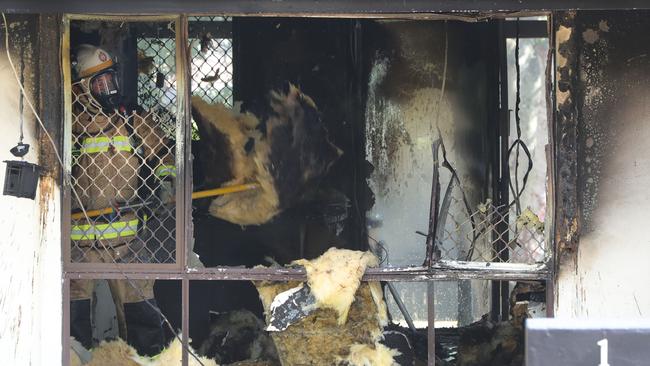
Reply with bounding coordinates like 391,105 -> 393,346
80,136 -> 132,154
155,165 -> 176,179
71,215 -> 146,241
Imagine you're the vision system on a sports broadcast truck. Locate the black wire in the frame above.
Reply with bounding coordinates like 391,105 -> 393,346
18,38 -> 24,143
508,18 -> 534,215
430,21 -> 478,262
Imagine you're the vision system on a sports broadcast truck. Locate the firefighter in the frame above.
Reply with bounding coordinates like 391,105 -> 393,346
69,44 -> 173,355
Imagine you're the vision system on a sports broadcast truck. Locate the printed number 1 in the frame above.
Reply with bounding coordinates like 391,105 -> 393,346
597,338 -> 610,366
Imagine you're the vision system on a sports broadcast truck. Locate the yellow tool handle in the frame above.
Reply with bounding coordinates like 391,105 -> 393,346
71,207 -> 116,220
71,183 -> 259,220
191,183 -> 259,199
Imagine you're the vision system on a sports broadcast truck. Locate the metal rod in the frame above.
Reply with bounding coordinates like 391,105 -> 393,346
8,1 -> 647,15
386,282 -> 417,334
424,140 -> 442,268
190,183 -> 258,199
492,18 -> 511,323
182,277 -> 190,366
61,15 -> 73,268
63,277 -> 71,366
427,282 -> 436,366
177,13 -> 191,273
64,261 -> 550,281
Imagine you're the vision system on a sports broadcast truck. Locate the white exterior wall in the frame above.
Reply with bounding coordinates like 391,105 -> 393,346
0,22 -> 62,366
556,91 -> 650,319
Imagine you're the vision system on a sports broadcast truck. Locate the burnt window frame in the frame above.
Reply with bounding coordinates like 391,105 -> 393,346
60,12 -> 555,366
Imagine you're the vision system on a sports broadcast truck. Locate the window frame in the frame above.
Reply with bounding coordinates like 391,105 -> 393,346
60,13 -> 554,366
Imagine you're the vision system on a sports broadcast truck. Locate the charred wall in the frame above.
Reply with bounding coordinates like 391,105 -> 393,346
0,14 -> 64,365
556,10 -> 650,317
361,20 -> 497,325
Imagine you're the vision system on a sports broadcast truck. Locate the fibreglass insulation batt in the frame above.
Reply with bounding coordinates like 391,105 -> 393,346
254,249 -> 397,365
256,281 -> 387,365
191,84 -> 342,226
191,95 -> 279,226
78,338 -> 218,366
292,248 -> 382,324
337,342 -> 401,366
82,338 -> 140,366
70,351 -> 83,366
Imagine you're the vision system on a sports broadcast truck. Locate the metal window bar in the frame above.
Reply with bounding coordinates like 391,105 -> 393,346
59,14 -> 554,366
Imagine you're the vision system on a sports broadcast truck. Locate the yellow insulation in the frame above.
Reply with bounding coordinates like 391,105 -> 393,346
338,342 -> 401,366
78,338 -> 217,366
255,249 -> 399,365
292,248 -> 380,324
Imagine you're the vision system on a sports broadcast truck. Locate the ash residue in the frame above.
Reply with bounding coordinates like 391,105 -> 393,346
365,57 -> 413,197
577,19 -> 616,231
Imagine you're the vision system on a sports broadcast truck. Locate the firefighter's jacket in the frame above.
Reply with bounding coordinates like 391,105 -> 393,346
71,108 -> 175,249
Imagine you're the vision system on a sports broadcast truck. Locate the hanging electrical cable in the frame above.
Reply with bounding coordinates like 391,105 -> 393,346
7,26 -> 29,159
1,13 -> 205,366
508,18 -> 534,216
428,21 -> 479,262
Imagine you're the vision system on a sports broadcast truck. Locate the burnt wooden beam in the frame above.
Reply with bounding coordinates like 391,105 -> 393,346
37,14 -> 63,180
64,261 -> 549,281
4,0 -> 650,14
553,11 -> 580,264
503,20 -> 548,38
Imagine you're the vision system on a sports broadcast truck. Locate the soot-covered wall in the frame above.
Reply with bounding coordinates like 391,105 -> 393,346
361,20 -> 496,325
556,11 -> 650,318
0,15 -> 63,365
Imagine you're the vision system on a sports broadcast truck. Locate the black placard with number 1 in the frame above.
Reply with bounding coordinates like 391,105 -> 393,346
526,318 -> 650,366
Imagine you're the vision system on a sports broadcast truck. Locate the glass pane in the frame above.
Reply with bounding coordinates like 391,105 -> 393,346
386,280 -> 490,329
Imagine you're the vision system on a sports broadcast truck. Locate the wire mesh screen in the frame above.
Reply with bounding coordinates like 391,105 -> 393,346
68,20 -> 178,265
436,194 -> 547,264
189,16 -> 233,106
188,16 -> 234,139
137,34 -> 177,138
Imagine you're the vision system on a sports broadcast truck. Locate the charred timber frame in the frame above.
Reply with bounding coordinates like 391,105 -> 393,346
6,0 -> 650,15
552,11 -> 580,264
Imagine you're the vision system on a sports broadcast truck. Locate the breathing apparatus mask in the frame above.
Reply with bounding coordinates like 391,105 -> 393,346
73,45 -> 122,112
